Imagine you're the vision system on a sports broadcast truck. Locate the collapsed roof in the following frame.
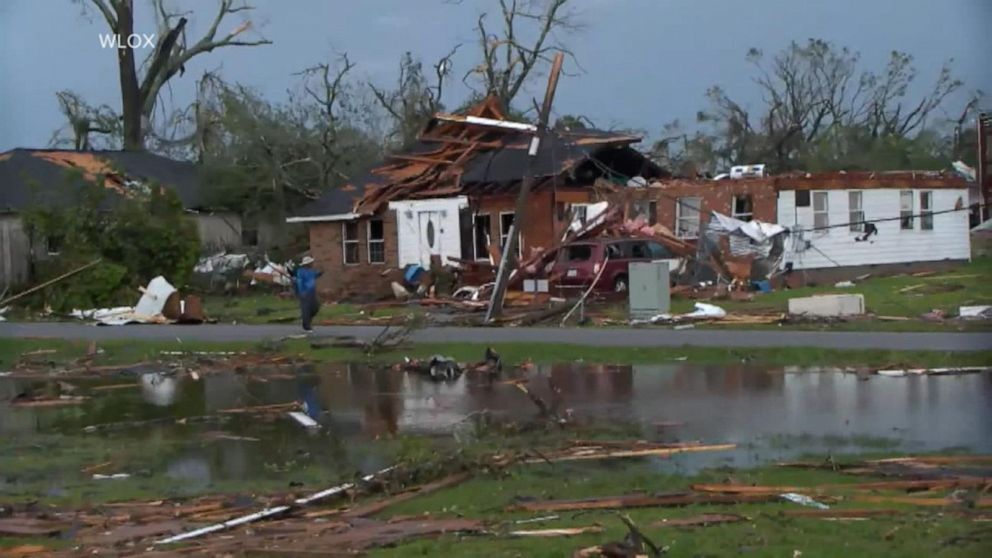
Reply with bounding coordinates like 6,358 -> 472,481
294,96 -> 668,220
0,149 -> 211,213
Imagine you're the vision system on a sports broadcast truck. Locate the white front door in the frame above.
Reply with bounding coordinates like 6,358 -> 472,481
417,211 -> 442,267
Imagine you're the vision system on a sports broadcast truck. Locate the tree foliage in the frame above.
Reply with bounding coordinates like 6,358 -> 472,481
22,175 -> 200,311
655,39 -> 983,174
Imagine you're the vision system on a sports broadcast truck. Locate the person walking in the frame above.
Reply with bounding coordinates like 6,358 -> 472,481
290,256 -> 322,332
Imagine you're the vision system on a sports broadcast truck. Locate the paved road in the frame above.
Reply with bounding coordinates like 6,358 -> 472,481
1,322 -> 990,352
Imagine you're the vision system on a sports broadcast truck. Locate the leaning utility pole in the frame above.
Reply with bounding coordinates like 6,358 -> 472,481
485,52 -> 565,322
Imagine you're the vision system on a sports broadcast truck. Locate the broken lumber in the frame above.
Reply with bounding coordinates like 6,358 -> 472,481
0,518 -> 69,537
690,478 -> 991,495
0,258 -> 102,307
341,472 -> 471,518
779,509 -> 901,519
508,526 -> 603,537
652,513 -> 746,528
156,466 -> 396,545
522,443 -> 736,464
853,495 -> 992,507
509,492 -> 777,512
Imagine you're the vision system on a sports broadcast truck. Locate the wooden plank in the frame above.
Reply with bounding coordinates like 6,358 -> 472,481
0,518 -> 68,537
780,509 -> 901,519
509,492 -> 777,512
508,526 -> 603,537
652,513 -> 746,528
342,472 -> 471,518
523,443 -> 736,464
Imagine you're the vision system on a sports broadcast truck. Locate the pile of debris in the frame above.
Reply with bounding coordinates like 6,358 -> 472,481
71,276 -> 205,326
192,251 -> 292,292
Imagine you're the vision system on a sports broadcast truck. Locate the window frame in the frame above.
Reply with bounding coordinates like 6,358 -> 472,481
45,234 -> 64,256
471,213 -> 492,261
342,221 -> 360,265
848,191 -> 864,232
366,218 -> 385,264
731,195 -> 754,222
812,190 -> 829,232
920,190 -> 933,231
499,211 -> 522,257
675,197 -> 702,239
900,190 -> 914,230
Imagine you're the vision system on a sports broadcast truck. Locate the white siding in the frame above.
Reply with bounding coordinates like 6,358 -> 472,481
777,188 -> 970,270
388,197 -> 468,267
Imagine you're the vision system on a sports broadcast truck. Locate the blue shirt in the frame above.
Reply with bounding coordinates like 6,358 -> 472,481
293,267 -> 320,295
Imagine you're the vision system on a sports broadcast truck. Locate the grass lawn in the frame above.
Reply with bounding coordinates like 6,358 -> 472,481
591,257 -> 992,331
201,294 -> 423,324
2,337 -> 990,370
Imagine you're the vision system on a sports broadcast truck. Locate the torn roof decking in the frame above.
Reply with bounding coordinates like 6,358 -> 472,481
300,96 -> 663,219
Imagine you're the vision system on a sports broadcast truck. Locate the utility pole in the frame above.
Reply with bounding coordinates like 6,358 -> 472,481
485,52 -> 565,323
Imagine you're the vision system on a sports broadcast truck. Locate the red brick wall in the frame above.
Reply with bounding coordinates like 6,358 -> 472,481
616,180 -> 778,233
308,210 -> 398,299
472,189 -> 591,259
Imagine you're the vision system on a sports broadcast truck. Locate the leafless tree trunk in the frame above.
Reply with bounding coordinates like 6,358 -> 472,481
87,0 -> 270,150
465,0 -> 578,109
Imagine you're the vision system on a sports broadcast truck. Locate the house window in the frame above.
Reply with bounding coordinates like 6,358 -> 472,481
472,214 -> 492,260
848,191 -> 864,232
675,197 -> 701,238
920,191 -> 933,230
812,191 -> 828,230
45,234 -> 64,256
342,222 -> 359,264
499,212 -> 522,256
795,190 -> 811,207
648,201 -> 657,225
367,219 -> 385,263
900,190 -> 914,230
732,195 -> 753,221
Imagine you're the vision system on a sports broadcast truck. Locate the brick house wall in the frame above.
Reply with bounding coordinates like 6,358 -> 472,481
309,210 -> 399,299
617,179 -> 778,238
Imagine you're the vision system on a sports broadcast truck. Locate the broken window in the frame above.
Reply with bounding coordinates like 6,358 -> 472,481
675,197 -> 701,238
500,212 -> 521,256
812,191 -> 828,231
900,190 -> 914,230
342,221 -> 359,264
920,191 -> 933,230
459,208 -> 474,260
45,234 -> 63,256
367,219 -> 385,264
472,214 -> 492,260
848,191 -> 864,232
732,195 -> 753,221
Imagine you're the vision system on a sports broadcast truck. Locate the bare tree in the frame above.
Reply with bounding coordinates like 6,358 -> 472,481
369,46 -> 460,149
84,0 -> 270,150
687,39 -> 969,170
297,53 -> 359,188
465,0 -> 577,109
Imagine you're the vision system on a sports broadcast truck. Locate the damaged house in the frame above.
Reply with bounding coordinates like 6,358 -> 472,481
620,171 -> 971,282
288,97 -> 667,298
0,149 -> 245,288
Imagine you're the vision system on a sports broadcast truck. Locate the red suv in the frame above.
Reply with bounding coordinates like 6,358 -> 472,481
551,237 -> 683,293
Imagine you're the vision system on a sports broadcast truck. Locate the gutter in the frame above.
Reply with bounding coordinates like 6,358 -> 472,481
286,212 -> 359,223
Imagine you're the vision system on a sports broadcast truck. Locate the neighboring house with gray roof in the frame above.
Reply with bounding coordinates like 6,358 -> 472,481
0,148 -> 243,288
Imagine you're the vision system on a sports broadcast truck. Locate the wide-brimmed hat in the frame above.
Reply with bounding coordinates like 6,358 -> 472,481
300,256 -> 315,266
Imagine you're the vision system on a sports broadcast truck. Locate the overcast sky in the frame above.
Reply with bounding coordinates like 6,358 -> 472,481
1,0 -> 989,152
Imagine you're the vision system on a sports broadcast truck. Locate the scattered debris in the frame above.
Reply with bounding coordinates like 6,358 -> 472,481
0,518 -> 69,537
788,294 -> 865,317
511,491 -> 776,512
959,306 -> 992,319
652,513 -> 746,528
875,366 -> 990,377
780,493 -> 829,510
93,473 -> 131,480
287,411 -> 320,429
508,526 -> 603,537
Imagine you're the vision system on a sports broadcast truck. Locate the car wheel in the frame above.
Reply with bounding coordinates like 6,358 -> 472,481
613,275 -> 628,293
